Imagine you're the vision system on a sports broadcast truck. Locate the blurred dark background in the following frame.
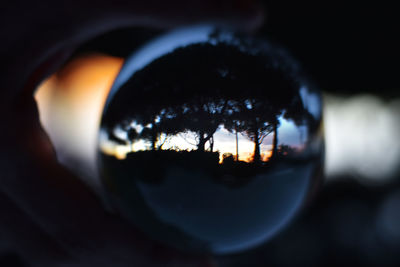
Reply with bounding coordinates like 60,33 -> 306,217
262,1 -> 399,96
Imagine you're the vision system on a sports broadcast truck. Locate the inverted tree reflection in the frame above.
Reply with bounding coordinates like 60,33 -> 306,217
99,40 -> 319,185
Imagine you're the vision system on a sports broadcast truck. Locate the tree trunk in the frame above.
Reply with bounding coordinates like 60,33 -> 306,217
235,127 -> 239,161
197,129 -> 216,152
198,131 -> 206,152
151,130 -> 157,151
253,141 -> 261,163
253,128 -> 261,163
271,121 -> 278,159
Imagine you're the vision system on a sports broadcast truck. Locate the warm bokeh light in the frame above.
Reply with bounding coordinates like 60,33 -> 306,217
324,94 -> 400,183
35,54 -> 124,189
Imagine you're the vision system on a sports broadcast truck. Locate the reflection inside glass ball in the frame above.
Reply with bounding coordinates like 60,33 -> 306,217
98,27 -> 323,254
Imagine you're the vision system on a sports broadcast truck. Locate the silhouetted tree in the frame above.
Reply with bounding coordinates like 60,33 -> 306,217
225,98 -> 278,163
269,116 -> 280,159
223,100 -> 241,161
179,97 -> 228,152
127,127 -> 138,151
127,106 -> 184,151
107,130 -> 128,146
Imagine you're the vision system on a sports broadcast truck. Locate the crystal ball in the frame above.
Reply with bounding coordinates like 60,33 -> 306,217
98,26 -> 323,254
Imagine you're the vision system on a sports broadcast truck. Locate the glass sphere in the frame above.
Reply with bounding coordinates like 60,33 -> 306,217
98,26 -> 323,254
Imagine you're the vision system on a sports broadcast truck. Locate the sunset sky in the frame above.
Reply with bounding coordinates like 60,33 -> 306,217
99,115 -> 306,162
